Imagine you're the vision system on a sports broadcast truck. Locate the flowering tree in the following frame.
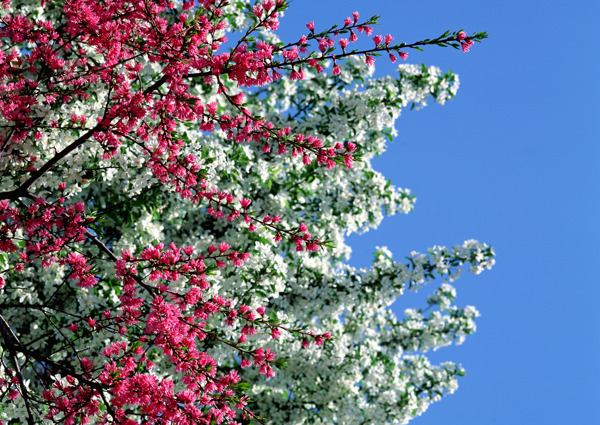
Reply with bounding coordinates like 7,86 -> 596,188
0,0 -> 493,423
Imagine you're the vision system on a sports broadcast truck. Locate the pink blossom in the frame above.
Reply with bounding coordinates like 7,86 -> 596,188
81,357 -> 94,371
231,93 -> 245,105
461,39 -> 474,52
290,68 -> 304,80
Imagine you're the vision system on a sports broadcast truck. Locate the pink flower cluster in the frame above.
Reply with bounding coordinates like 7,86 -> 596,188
0,192 -> 96,287
458,31 -> 476,52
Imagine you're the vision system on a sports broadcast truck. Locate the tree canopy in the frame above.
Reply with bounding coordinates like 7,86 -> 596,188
0,1 -> 492,423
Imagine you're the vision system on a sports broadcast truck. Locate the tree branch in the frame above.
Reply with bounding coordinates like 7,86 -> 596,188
0,125 -> 102,201
0,314 -> 36,425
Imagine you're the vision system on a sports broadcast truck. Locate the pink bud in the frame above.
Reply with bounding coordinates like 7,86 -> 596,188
461,39 -> 475,53
306,240 -> 319,251
231,93 -> 245,105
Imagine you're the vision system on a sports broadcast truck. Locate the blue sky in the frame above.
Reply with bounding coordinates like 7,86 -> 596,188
278,1 -> 599,423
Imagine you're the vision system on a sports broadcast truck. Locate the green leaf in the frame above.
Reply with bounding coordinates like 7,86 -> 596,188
273,357 -> 288,370
255,290 -> 268,298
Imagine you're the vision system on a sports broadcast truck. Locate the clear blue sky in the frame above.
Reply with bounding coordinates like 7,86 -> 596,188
278,1 -> 599,423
